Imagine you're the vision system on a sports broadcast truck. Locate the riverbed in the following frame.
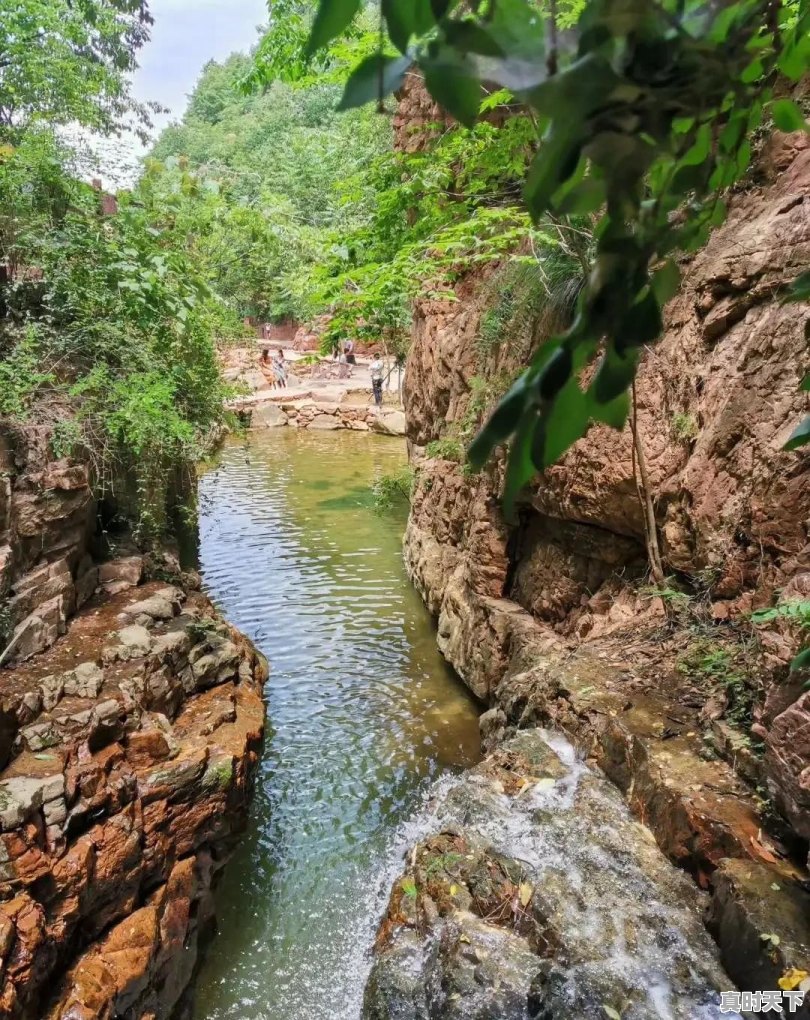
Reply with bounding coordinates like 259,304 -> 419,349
192,429 -> 481,1020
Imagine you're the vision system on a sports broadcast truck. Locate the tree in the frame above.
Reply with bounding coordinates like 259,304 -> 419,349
0,0 -> 154,137
149,45 -> 391,322
298,0 -> 810,509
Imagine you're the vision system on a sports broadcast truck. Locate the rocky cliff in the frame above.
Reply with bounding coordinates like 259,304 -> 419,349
386,75 -> 810,1011
0,422 -> 266,1018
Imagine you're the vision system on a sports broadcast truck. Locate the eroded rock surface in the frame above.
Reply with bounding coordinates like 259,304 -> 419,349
0,579 -> 266,1019
366,731 -> 732,1020
400,97 -> 810,841
394,73 -> 810,1006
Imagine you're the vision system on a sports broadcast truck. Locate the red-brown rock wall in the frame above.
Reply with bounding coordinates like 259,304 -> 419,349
400,114 -> 810,846
0,422 -> 268,1018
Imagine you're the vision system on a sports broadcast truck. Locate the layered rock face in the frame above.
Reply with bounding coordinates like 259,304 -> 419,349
389,75 -> 810,1012
0,424 -> 267,1018
0,579 -> 266,1019
402,126 -> 810,842
0,425 -> 98,666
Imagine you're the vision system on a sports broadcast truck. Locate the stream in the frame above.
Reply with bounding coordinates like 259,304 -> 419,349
192,429 -> 481,1020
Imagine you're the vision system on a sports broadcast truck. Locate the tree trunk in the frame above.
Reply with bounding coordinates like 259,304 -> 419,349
630,382 -> 666,586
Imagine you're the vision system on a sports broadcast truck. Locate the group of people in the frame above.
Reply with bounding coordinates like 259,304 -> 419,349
258,341 -> 387,406
260,347 -> 288,389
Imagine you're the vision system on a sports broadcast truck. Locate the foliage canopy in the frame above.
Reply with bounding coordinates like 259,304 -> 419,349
296,0 -> 810,510
0,0 -> 155,137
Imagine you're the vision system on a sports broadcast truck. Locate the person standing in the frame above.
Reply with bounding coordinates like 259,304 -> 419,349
370,355 -> 384,407
273,347 -> 288,388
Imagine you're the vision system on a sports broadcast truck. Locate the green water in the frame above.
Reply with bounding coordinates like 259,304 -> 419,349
192,429 -> 481,1020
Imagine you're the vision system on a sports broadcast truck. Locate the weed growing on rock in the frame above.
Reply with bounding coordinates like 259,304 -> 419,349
671,412 -> 699,443
425,437 -> 463,463
677,639 -> 757,728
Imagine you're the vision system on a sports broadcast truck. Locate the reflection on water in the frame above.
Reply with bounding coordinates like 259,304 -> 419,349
193,429 -> 481,1020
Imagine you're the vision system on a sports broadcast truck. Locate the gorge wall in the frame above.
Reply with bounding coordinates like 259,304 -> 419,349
0,422 -> 266,1018
393,73 -> 810,1003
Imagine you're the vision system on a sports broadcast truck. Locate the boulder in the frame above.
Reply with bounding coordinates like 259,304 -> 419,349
7,596 -> 66,662
365,731 -> 731,1020
252,403 -> 288,428
765,689 -> 810,845
308,413 -> 342,430
102,624 -> 153,663
371,410 -> 407,437
98,556 -> 143,591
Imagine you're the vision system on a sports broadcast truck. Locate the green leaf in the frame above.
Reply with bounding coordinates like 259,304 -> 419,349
801,372 -> 810,392
791,645 -> 810,672
431,0 -> 453,20
591,390 -> 630,428
338,54 -> 413,111
503,412 -> 537,520
771,99 -> 808,133
468,378 -> 531,469
306,0 -> 362,56
422,61 -> 481,127
591,347 -> 639,403
617,289 -> 663,351
680,123 -> 711,166
783,415 -> 810,451
651,260 -> 681,305
524,127 -> 583,221
779,34 -> 810,81
443,20 -> 504,57
532,377 -> 589,468
382,0 -> 415,52
554,176 -> 606,215
536,347 -> 573,400
785,271 -> 810,303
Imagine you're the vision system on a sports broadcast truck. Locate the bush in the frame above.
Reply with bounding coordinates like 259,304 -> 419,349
372,467 -> 413,513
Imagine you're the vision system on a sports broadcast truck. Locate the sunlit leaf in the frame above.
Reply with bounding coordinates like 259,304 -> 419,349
306,0 -> 362,56
338,53 -> 413,110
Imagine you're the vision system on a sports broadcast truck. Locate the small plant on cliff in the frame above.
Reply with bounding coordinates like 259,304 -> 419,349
671,412 -> 699,443
677,639 -> 756,727
0,327 -> 54,419
751,599 -> 810,682
425,437 -> 464,463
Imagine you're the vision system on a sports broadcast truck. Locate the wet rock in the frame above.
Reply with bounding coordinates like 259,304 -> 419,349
252,403 -> 289,428
366,731 -> 731,1020
707,858 -> 810,1012
188,632 -> 240,688
309,412 -> 342,430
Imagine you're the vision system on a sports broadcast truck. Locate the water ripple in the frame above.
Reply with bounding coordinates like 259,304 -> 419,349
193,430 -> 481,1020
